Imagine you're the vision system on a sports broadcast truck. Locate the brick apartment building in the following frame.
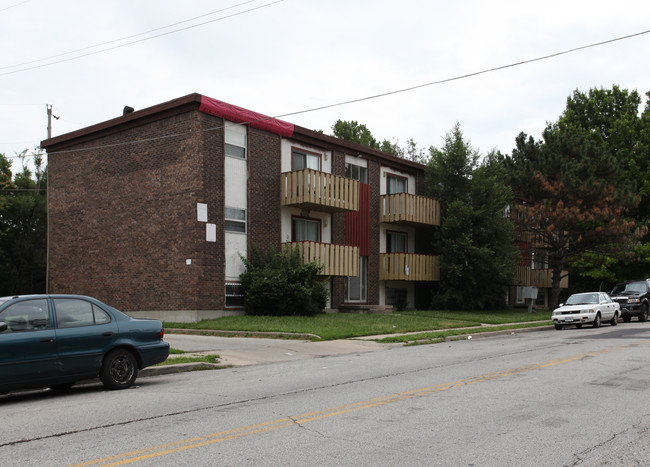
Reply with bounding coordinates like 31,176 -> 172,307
42,94 -> 441,321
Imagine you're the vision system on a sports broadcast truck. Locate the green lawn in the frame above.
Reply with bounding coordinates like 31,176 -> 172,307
165,309 -> 551,341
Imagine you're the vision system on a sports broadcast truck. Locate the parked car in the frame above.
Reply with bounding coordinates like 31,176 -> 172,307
552,292 -> 620,330
609,280 -> 650,322
0,295 -> 169,394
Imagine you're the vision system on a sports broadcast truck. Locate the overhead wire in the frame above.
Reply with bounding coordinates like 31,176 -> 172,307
0,0 -> 268,72
0,0 -> 284,76
0,0 -> 33,13
37,28 -> 650,158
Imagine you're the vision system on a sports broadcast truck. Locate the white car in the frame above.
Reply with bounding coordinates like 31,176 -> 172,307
552,292 -> 620,330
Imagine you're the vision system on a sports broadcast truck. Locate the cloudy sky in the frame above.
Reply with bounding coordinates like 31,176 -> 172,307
1,0 -> 649,170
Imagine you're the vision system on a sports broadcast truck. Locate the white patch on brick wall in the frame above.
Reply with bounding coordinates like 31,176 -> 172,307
197,203 -> 208,222
206,223 -> 216,242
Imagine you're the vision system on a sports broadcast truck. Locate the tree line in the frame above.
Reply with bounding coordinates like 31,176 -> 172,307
0,150 -> 47,296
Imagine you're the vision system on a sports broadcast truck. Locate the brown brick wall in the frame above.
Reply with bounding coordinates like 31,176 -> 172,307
331,150 -> 347,308
247,127 -> 282,252
48,110 -> 224,312
367,159 -> 381,305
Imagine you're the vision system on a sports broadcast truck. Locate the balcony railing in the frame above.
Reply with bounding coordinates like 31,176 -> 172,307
379,253 -> 440,281
281,169 -> 359,212
283,242 -> 359,277
514,266 -> 569,288
380,193 -> 440,226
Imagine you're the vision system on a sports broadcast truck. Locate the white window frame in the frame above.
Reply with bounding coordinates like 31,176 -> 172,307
387,231 -> 408,253
225,207 -> 247,233
292,148 -> 321,171
345,163 -> 368,183
292,217 -> 321,242
387,174 -> 407,194
225,122 -> 247,159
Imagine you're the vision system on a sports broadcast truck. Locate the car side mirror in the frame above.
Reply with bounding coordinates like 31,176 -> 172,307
0,321 -> 7,332
559,303 -> 564,307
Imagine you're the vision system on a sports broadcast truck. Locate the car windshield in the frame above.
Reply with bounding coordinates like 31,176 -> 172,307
611,282 -> 646,294
565,293 -> 598,305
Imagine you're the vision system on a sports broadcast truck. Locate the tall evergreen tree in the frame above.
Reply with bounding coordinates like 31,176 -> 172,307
505,116 -> 642,308
425,124 -> 517,309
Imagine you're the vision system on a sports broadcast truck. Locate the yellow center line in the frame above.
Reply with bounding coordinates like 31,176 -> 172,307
71,339 -> 650,466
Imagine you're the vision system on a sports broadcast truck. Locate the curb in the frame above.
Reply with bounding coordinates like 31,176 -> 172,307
443,325 -> 555,342
141,361 -> 226,377
165,328 -> 321,340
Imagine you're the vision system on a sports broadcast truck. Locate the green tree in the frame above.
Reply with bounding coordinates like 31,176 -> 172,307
331,120 -> 427,163
505,119 -> 642,308
239,246 -> 328,316
332,120 -> 379,149
559,86 -> 650,284
0,149 -> 48,295
425,124 -> 517,309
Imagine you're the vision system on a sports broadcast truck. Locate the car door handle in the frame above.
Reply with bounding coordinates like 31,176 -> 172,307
102,332 -> 114,337
40,337 -> 54,343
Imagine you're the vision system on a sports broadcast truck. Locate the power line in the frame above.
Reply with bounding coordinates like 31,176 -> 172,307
35,28 -> 650,156
0,0 -> 266,72
0,0 -> 33,13
276,29 -> 650,120
0,0 -> 284,77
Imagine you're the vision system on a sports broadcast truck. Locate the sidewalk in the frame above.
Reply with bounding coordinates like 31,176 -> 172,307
141,323 -> 553,377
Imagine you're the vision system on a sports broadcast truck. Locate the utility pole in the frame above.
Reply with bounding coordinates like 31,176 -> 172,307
46,104 -> 59,139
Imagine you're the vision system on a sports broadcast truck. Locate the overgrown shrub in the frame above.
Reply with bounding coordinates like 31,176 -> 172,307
239,246 -> 328,316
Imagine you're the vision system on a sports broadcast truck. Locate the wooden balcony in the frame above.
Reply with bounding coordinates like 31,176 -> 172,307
281,169 -> 359,212
379,253 -> 440,281
514,266 -> 569,288
284,242 -> 359,277
380,193 -> 440,226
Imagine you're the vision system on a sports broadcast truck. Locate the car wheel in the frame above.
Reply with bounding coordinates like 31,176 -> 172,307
554,324 -> 563,330
592,313 -> 601,328
100,349 -> 138,390
623,315 -> 632,323
610,313 -> 618,326
639,304 -> 648,322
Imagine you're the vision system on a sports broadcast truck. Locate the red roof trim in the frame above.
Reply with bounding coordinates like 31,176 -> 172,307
199,96 -> 294,137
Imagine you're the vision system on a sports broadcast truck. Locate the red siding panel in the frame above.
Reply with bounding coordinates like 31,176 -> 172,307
346,183 -> 369,256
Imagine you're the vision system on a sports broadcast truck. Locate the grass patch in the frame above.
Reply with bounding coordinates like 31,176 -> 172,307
165,309 -> 551,341
156,348 -> 224,366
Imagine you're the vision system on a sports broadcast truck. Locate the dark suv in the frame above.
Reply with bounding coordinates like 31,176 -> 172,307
609,280 -> 650,322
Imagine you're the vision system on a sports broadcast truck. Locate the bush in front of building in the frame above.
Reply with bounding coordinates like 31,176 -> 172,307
239,246 -> 328,316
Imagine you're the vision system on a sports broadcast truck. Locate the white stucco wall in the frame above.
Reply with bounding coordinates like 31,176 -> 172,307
224,121 -> 248,281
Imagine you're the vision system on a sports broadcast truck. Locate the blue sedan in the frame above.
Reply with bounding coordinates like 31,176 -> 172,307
0,295 -> 169,394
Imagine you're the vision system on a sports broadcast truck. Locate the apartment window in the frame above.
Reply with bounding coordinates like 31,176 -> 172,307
225,122 -> 247,159
292,217 -> 320,242
387,174 -> 407,194
347,256 -> 367,302
225,207 -> 246,233
226,283 -> 245,308
532,252 -> 547,269
292,149 -> 321,171
345,163 -> 368,183
387,231 -> 408,253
